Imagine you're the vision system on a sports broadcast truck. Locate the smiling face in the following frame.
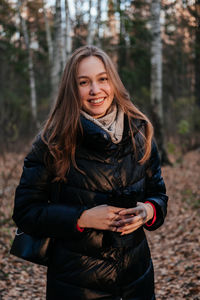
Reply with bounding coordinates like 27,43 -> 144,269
77,56 -> 114,118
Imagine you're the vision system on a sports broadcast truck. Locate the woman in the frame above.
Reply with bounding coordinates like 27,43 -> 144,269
12,45 -> 168,300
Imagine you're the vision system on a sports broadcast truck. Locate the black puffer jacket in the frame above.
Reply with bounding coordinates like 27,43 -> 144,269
13,115 -> 168,300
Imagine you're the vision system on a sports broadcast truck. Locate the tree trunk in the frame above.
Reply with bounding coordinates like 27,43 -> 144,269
17,0 -> 38,126
65,0 -> 72,58
195,0 -> 200,106
87,0 -> 93,45
95,0 -> 101,47
60,1 -> 67,70
43,0 -> 53,62
50,0 -> 62,104
117,0 -> 127,72
108,0 -> 118,46
74,0 -> 83,48
150,0 -> 170,164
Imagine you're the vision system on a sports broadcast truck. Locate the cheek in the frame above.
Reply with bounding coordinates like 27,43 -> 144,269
79,88 -> 88,100
107,87 -> 114,99
105,83 -> 114,97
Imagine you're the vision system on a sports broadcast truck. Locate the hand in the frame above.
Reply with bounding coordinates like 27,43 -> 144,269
115,202 -> 154,235
77,205 -> 123,232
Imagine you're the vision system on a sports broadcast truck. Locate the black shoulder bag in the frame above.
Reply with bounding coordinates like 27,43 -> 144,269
10,182 -> 60,266
10,229 -> 50,266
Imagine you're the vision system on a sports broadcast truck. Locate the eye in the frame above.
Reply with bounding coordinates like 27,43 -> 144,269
79,80 -> 88,86
99,77 -> 108,82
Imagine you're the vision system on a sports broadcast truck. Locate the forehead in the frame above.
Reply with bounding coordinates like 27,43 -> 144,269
77,56 -> 106,76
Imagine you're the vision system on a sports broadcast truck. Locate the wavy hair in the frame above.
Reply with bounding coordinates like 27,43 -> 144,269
42,45 -> 153,181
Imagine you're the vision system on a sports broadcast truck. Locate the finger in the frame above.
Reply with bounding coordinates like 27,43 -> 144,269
131,207 -> 147,220
112,220 -> 123,228
116,216 -> 135,227
110,209 -> 142,227
120,215 -> 142,225
117,223 -> 141,233
118,208 -> 137,215
107,211 -> 120,223
118,206 -> 146,216
109,225 -> 118,232
117,216 -> 144,232
120,221 -> 144,234
120,227 -> 140,235
119,202 -> 149,215
134,209 -> 146,221
120,220 -> 143,231
114,215 -> 123,222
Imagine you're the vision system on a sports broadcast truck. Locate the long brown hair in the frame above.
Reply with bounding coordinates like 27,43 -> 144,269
42,45 -> 153,181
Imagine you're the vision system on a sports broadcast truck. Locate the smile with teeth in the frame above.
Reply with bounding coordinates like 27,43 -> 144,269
88,98 -> 105,104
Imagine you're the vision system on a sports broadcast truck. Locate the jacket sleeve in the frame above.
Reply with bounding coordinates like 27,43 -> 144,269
143,140 -> 168,231
12,135 -> 86,239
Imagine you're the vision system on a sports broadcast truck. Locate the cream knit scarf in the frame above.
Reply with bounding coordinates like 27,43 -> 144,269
81,103 -> 124,144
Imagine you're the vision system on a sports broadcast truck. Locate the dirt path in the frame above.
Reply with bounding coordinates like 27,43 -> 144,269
0,150 -> 200,299
148,150 -> 200,300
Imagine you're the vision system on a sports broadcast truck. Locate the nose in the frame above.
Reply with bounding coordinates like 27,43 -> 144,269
89,82 -> 101,95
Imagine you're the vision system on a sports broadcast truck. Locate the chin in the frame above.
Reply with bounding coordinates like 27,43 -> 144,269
93,111 -> 106,118
84,109 -> 105,118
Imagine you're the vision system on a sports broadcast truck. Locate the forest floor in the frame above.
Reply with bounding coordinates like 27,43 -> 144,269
0,149 -> 200,300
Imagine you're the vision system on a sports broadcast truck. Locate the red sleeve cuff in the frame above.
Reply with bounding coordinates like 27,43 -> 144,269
145,201 -> 157,227
76,223 -> 84,232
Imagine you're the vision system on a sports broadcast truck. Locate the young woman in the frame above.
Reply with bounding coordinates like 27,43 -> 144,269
12,45 -> 168,300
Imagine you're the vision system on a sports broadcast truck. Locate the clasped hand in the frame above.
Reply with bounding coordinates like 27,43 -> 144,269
78,202 -> 154,235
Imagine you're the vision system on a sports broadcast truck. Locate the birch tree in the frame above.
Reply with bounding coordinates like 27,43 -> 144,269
74,0 -> 84,48
17,0 -> 38,125
51,0 -> 62,103
60,1 -> 67,70
65,0 -> 72,57
150,0 -> 169,164
108,0 -> 118,45
87,0 -> 93,45
117,0 -> 129,69
195,0 -> 200,106
95,0 -> 101,46
43,0 -> 53,62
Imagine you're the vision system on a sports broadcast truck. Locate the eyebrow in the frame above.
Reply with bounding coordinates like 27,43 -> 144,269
78,72 -> 107,79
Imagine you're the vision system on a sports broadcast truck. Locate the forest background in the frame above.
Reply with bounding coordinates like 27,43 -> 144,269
1,0 -> 200,157
0,0 -> 200,299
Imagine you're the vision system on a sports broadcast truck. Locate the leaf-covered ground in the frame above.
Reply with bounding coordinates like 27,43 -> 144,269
0,150 -> 200,300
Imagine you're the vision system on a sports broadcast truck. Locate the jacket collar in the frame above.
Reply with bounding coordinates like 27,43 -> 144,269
79,114 -> 146,149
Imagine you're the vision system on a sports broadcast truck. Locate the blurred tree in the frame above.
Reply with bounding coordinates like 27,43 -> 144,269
87,0 -> 94,45
65,0 -> 72,57
150,0 -> 169,164
17,0 -> 38,125
162,0 -> 200,150
116,1 -> 151,109
1,0 -> 199,154
73,0 -> 86,48
95,0 -> 102,47
24,0 -> 52,111
0,0 -> 29,151
43,0 -> 53,62
60,2 -> 67,70
50,0 -> 62,103
195,0 -> 200,106
117,0 -> 127,70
